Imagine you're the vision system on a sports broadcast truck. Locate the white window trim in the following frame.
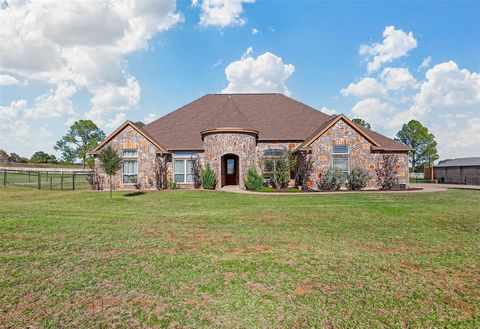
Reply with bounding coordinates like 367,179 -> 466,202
173,157 -> 195,184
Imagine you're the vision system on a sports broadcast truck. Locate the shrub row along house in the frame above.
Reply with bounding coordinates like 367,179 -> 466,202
91,94 -> 411,190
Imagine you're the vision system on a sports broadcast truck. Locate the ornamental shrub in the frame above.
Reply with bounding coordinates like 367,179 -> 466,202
245,166 -> 263,191
346,167 -> 370,190
200,164 -> 217,190
318,168 -> 345,191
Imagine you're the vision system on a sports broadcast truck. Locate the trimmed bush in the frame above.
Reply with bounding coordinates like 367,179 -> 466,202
347,167 -> 370,190
168,180 -> 178,190
318,168 -> 345,191
245,166 -> 263,191
200,164 -> 217,190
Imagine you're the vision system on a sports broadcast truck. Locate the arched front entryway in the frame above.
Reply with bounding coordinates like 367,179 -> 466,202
221,154 -> 239,186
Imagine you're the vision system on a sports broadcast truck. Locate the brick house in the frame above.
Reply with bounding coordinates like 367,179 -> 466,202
92,94 -> 411,190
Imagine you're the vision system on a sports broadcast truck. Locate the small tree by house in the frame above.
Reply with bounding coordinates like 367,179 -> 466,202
297,153 -> 314,191
99,145 -> 122,199
375,154 -> 399,190
347,167 -> 370,191
200,164 -> 217,190
245,166 -> 263,191
155,154 -> 169,190
192,157 -> 202,189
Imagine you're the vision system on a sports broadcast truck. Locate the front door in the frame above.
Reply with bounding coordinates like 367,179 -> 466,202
223,155 -> 239,186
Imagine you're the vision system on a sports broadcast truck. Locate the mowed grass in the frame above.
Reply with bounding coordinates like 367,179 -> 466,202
0,187 -> 479,328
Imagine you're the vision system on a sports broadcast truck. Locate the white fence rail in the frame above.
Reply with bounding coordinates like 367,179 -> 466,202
409,172 -> 425,179
0,166 -> 92,174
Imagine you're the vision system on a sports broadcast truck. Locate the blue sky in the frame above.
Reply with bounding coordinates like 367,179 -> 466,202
1,0 -> 479,160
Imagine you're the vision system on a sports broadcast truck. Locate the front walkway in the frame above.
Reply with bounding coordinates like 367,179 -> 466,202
220,183 -> 479,195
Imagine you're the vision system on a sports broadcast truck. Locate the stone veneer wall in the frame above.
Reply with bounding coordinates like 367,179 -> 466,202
94,125 -> 165,190
307,119 -> 408,188
203,132 -> 257,189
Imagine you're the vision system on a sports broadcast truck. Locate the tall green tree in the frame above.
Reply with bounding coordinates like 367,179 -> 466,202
134,121 -> 145,127
98,145 -> 122,199
0,149 -> 8,162
54,120 -> 105,168
8,153 -> 28,163
352,118 -> 371,129
30,151 -> 57,164
396,120 -> 439,171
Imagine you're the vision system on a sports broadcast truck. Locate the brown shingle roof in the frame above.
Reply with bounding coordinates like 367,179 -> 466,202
355,124 -> 412,151
206,95 -> 255,131
142,93 -> 409,152
144,93 -> 331,150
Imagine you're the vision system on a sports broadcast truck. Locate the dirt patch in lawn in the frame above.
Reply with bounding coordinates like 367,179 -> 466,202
294,281 -> 349,296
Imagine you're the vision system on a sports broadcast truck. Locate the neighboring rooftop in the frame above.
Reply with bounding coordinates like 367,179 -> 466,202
435,157 -> 480,167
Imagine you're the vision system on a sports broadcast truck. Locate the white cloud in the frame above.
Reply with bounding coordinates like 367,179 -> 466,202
415,60 -> 480,108
0,0 -> 182,126
104,113 -> 127,130
222,47 -> 295,95
24,83 -> 77,118
86,76 -> 141,125
433,116 -> 480,159
251,28 -> 258,35
418,56 -> 431,72
319,106 -> 336,115
144,113 -> 157,123
0,100 -> 31,153
210,58 -> 223,69
195,0 -> 255,27
345,60 -> 480,159
380,67 -> 416,90
0,74 -> 20,86
350,98 -> 395,130
341,77 -> 387,98
360,26 -> 417,73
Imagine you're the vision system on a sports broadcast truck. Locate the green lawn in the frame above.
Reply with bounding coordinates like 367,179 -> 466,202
0,187 -> 479,328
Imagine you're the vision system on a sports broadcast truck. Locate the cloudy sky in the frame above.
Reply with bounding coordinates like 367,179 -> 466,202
1,0 -> 479,160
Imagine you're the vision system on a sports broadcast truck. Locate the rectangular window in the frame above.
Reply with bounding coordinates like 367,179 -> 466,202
174,158 -> 195,183
333,156 -> 349,172
174,160 -> 185,183
186,159 -> 194,183
332,145 -> 348,154
123,160 -> 138,183
123,149 -> 138,157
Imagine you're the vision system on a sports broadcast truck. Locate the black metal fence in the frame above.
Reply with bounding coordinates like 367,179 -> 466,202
1,169 -> 94,190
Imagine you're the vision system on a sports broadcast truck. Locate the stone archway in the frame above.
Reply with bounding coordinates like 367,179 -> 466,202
221,153 -> 239,186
